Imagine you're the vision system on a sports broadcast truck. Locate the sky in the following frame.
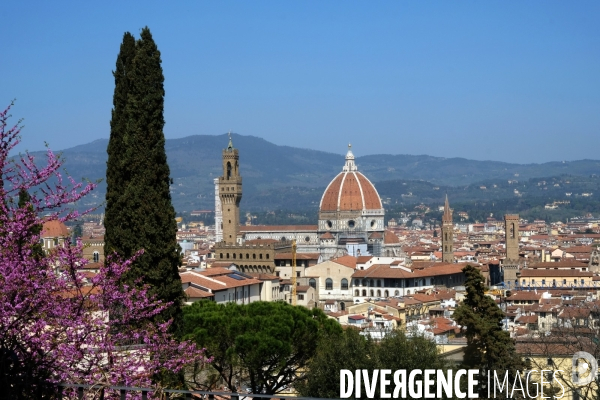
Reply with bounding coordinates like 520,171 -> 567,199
2,1 -> 599,164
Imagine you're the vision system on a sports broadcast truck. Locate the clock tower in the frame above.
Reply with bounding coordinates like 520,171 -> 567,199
219,133 -> 242,244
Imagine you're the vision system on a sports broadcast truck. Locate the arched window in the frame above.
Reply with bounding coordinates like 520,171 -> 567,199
341,278 -> 349,290
377,280 -> 382,287
266,254 -> 270,259
227,162 -> 232,179
369,279 -> 374,287
406,290 -> 411,295
362,290 -> 367,296
340,302 -> 346,311
239,253 -> 243,259
233,253 -> 236,259
93,251 -> 99,263
226,253 -> 230,258
259,254 -> 263,260
384,290 -> 389,298
246,253 -> 249,259
220,253 -> 223,259
309,278 -> 316,289
354,279 -> 360,286
355,290 -> 359,296
377,290 -> 381,297
362,279 -> 367,286
253,254 -> 256,259
394,290 -> 399,296
325,278 -> 333,290
370,290 -> 374,297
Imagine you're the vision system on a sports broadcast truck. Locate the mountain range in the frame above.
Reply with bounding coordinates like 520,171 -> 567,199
31,133 -> 600,213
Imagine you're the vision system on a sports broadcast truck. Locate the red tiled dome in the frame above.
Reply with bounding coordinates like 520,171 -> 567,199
320,146 -> 382,212
42,220 -> 69,238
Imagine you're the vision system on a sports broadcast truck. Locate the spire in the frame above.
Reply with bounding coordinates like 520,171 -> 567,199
443,194 -> 452,222
343,143 -> 357,172
227,131 -> 234,151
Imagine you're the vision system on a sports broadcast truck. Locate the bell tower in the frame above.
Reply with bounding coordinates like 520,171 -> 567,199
442,195 -> 454,263
219,133 -> 242,244
504,214 -> 519,262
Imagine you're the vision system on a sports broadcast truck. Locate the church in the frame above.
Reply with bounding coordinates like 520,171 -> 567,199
213,136 -> 405,274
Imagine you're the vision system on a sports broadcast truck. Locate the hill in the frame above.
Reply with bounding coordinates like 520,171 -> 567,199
30,133 -> 600,215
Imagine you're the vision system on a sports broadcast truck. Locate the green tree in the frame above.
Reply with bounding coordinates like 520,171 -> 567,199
182,301 -> 340,395
453,264 -> 523,398
298,328 -> 450,400
296,328 -> 375,399
104,28 -> 184,331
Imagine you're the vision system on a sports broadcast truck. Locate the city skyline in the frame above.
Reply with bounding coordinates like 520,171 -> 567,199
2,1 -> 599,163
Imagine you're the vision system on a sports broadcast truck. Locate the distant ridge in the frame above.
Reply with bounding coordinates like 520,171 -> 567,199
30,133 -> 600,212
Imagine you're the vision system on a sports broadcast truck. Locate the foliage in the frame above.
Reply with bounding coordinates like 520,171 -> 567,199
182,300 -> 340,395
453,264 -> 523,398
104,28 -> 185,332
297,328 -> 449,400
0,104 -> 208,398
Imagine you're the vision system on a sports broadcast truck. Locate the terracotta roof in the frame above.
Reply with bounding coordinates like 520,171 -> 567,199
185,286 -> 215,299
519,269 -> 592,277
353,262 -> 465,279
296,285 -> 311,292
275,253 -> 320,260
530,261 -> 588,268
331,255 -> 357,269
369,232 -> 383,239
42,220 -> 69,238
180,271 -> 262,291
320,232 -> 334,239
247,273 -> 280,281
384,230 -> 400,244
507,291 -> 542,301
320,169 -> 382,211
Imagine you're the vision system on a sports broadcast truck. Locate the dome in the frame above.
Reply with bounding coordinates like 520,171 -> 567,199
42,220 -> 69,238
319,145 -> 382,212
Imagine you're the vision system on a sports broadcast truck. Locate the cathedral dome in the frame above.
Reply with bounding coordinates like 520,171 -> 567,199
319,145 -> 383,212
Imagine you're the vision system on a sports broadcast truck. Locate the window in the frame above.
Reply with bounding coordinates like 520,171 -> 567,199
54,238 -> 59,246
377,290 -> 381,297
370,290 -> 374,297
563,279 -> 567,284
362,290 -> 367,296
341,279 -> 349,290
309,278 -> 316,289
541,279 -> 545,285
246,253 -> 249,259
377,280 -> 382,287
298,294 -> 304,301
355,290 -> 359,296
259,254 -> 263,260
394,290 -> 399,296
354,279 -> 359,286
325,278 -> 333,290
296,272 -> 300,278
253,254 -> 256,259
384,290 -> 389,297
93,251 -> 99,263
362,279 -> 367,286
266,254 -> 270,259
581,279 -> 585,285
369,279 -> 374,287
233,253 -> 236,259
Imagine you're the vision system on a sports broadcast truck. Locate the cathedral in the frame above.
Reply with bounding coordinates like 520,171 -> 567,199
213,137 -> 404,273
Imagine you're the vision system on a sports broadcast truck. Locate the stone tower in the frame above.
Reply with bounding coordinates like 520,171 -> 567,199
442,195 -> 454,263
504,214 -> 519,262
218,134 -> 242,244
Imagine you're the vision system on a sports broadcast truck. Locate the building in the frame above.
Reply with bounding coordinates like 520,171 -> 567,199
441,195 -> 453,263
217,141 -> 404,262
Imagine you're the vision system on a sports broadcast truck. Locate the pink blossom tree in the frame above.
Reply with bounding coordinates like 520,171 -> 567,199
0,103 -> 210,398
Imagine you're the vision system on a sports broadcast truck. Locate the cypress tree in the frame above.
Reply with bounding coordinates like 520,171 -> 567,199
105,28 -> 184,330
453,265 -> 523,398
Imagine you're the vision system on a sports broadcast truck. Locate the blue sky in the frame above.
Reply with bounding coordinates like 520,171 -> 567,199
2,1 -> 599,163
